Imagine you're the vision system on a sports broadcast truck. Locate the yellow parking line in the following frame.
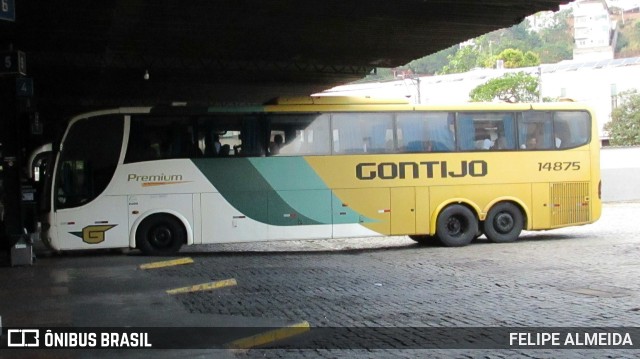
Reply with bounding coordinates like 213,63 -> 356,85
166,278 -> 237,295
139,257 -> 194,270
226,321 -> 311,349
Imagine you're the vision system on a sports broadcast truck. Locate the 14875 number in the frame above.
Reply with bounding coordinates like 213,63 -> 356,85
538,162 -> 581,171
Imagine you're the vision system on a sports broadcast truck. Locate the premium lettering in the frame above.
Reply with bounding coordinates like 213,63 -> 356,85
127,174 -> 183,182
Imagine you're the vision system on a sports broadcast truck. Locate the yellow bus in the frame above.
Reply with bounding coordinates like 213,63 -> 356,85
40,96 -> 601,254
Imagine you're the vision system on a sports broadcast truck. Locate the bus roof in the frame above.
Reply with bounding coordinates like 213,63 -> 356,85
265,96 -> 411,106
68,98 -> 595,119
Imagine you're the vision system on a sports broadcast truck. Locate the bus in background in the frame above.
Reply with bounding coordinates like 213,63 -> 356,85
37,97 -> 601,255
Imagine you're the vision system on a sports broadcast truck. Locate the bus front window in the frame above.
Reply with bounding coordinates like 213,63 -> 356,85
55,115 -> 124,209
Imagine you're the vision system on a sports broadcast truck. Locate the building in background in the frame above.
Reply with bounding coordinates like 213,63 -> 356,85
573,0 -> 616,61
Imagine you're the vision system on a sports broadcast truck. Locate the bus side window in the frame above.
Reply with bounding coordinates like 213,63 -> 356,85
169,130 -> 197,158
269,114 -> 330,156
396,112 -> 453,153
125,121 -> 155,163
554,111 -> 590,149
518,112 -> 553,150
331,113 -> 392,154
494,114 -> 516,150
457,112 -> 497,151
456,113 -> 476,151
453,112 -> 517,151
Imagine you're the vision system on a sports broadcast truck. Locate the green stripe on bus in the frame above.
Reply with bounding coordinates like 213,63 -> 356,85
249,157 -> 362,224
192,158 -> 331,225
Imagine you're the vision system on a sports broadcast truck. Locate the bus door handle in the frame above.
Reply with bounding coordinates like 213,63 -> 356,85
94,221 -> 109,224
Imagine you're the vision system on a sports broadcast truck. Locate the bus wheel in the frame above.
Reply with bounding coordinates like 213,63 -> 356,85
484,202 -> 523,243
408,235 -> 435,245
136,214 -> 185,255
436,204 -> 478,247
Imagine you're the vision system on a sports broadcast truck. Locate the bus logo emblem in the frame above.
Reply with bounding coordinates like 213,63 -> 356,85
70,225 -> 117,244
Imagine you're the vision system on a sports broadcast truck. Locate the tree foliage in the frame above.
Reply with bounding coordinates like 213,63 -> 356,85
406,46 -> 457,75
408,8 -> 573,75
492,48 -> 540,68
357,8 -> 578,81
604,90 -> 640,146
469,72 -> 539,103
536,9 -> 574,63
440,46 -> 484,74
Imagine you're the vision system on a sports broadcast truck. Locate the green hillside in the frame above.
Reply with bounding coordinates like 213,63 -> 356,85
615,13 -> 640,58
360,8 -> 640,82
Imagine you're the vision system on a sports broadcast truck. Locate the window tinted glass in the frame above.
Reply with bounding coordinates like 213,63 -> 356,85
396,112 -> 455,152
121,109 -> 591,163
518,111 -> 554,150
197,115 -> 260,157
126,115 -> 264,161
55,115 -> 124,209
553,111 -> 590,149
456,112 -> 516,151
332,113 -> 394,154
269,114 -> 330,156
125,116 -> 195,162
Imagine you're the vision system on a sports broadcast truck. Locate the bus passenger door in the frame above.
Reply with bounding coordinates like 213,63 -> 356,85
333,188 -> 391,237
391,187 -> 415,235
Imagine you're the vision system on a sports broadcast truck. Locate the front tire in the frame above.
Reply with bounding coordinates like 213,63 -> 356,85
483,202 -> 524,243
435,204 -> 478,247
136,214 -> 185,255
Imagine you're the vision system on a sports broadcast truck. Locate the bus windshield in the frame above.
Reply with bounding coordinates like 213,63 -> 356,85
55,115 -> 123,209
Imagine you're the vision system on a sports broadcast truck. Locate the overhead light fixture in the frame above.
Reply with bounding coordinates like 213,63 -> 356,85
144,70 -> 150,80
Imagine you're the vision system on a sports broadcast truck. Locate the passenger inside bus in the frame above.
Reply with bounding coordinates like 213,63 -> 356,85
233,134 -> 244,155
212,134 -> 222,155
219,144 -> 230,156
492,132 -> 509,150
269,134 -> 284,155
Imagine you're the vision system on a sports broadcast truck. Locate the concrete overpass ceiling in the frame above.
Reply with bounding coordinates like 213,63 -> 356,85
1,0 -> 565,119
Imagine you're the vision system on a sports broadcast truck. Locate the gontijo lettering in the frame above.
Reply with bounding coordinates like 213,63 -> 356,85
356,160 -> 488,180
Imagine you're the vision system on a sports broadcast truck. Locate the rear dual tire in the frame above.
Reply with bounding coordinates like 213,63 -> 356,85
483,202 -> 523,243
436,204 -> 478,247
434,202 -> 523,247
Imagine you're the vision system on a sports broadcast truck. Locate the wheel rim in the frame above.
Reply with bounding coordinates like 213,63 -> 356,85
149,224 -> 173,248
446,216 -> 465,237
494,212 -> 514,234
